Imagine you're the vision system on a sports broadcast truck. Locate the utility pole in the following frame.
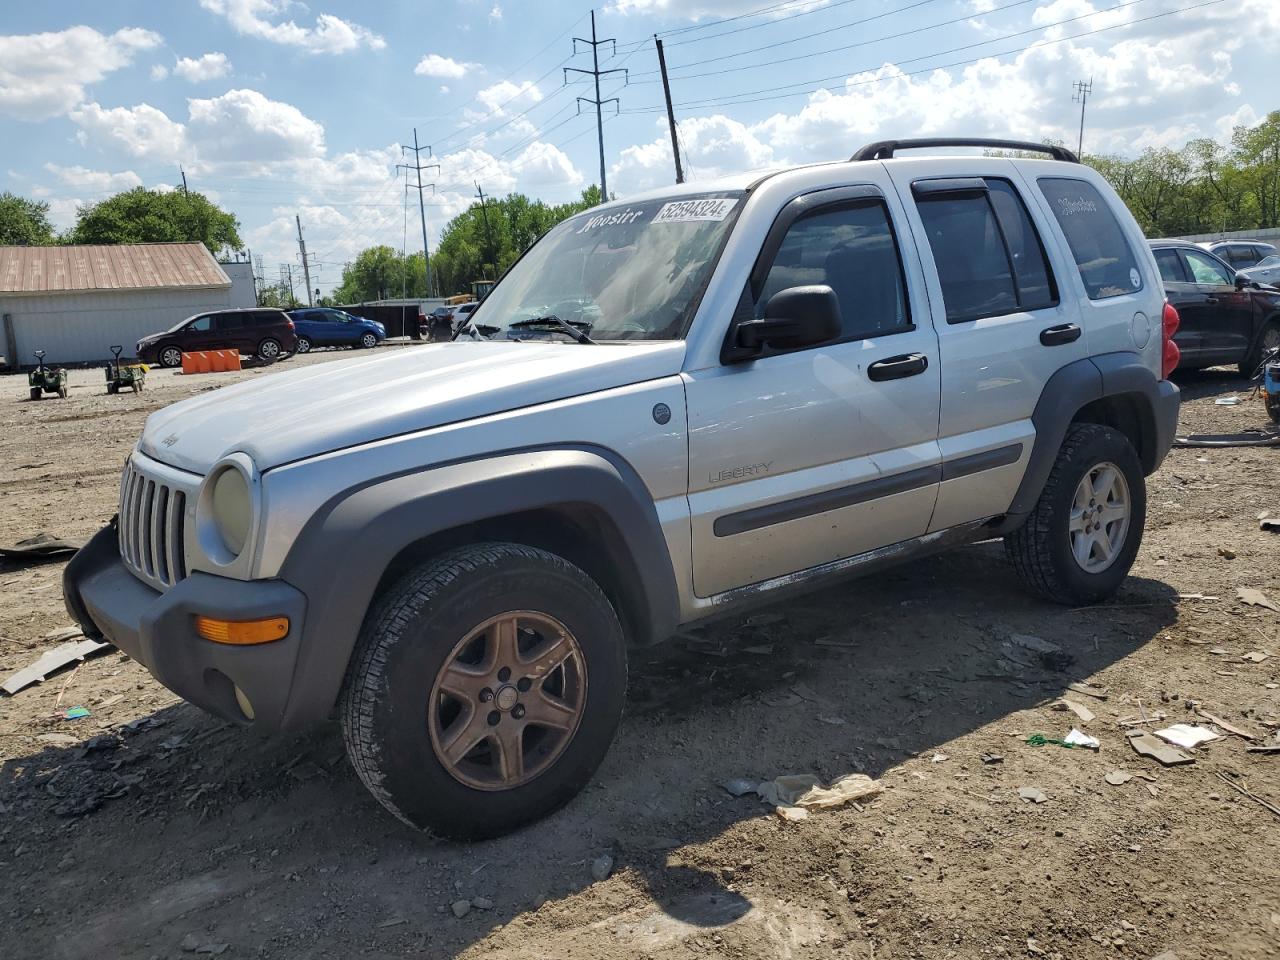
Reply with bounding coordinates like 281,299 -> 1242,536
654,37 -> 684,185
180,167 -> 189,195
1073,78 -> 1093,158
565,10 -> 627,201
398,129 -> 440,302
282,264 -> 296,305
295,215 -> 313,306
474,182 -> 496,282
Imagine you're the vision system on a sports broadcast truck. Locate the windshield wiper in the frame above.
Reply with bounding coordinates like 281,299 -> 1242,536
507,315 -> 596,344
451,320 -> 499,341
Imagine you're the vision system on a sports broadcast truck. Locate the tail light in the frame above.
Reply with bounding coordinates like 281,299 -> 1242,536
286,317 -> 295,329
1161,301 -> 1180,379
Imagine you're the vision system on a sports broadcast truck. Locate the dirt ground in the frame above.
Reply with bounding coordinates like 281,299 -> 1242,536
1,348 -> 1278,960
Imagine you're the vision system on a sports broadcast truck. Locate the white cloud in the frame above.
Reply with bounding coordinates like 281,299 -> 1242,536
489,4 -> 504,21
607,0 -> 828,19
69,102 -> 188,161
187,88 -> 325,164
511,142 -> 584,187
151,64 -> 170,81
0,26 -> 162,120
174,52 -> 232,83
198,0 -> 385,54
414,54 -> 473,79
476,80 -> 540,113
43,163 -> 143,194
612,115 -> 775,193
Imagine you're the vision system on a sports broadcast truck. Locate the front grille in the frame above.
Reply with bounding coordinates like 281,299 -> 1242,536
119,459 -> 190,589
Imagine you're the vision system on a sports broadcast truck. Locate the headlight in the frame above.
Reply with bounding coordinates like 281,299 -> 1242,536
211,466 -> 251,556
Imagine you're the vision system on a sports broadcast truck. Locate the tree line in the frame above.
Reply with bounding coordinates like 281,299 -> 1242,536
4,111 -> 1277,303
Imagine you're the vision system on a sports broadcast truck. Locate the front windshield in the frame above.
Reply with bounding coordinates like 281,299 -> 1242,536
470,192 -> 743,341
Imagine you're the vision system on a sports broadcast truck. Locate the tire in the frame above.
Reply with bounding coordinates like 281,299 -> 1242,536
296,336 -> 312,354
29,387 -> 41,401
359,332 -> 378,349
340,542 -> 627,838
107,382 -> 118,395
256,338 -> 282,362
1004,423 -> 1146,606
1239,321 -> 1280,378
159,345 -> 183,368
131,381 -> 141,394
58,385 -> 68,399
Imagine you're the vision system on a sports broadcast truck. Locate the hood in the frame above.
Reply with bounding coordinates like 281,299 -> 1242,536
139,340 -> 686,473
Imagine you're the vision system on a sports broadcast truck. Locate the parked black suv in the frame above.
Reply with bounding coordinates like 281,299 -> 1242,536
136,309 -> 299,368
1149,239 -> 1280,376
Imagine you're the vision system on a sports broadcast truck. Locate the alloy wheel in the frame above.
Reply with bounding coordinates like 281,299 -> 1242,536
1069,461 -> 1131,573
161,347 -> 182,368
427,611 -> 586,791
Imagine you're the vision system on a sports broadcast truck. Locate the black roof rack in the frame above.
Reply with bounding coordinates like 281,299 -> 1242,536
851,138 -> 1079,163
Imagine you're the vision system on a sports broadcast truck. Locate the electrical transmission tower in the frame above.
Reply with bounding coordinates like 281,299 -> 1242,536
1073,78 -> 1093,158
398,128 -> 440,301
565,10 -> 627,200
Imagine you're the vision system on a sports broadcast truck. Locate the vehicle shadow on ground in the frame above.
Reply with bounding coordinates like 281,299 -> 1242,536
1,541 -> 1179,959
1171,365 -> 1255,402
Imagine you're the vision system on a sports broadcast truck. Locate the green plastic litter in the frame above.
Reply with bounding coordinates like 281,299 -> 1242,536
63,706 -> 91,720
1025,733 -> 1077,749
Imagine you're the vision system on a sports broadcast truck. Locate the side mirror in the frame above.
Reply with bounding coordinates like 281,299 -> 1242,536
733,285 -> 842,355
1235,273 -> 1256,290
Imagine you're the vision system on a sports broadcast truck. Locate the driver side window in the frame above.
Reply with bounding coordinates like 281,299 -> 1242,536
189,316 -> 212,332
758,199 -> 911,340
1183,251 -> 1233,286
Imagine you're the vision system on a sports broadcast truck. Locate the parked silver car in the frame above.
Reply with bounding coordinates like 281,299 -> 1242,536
1240,254 -> 1280,287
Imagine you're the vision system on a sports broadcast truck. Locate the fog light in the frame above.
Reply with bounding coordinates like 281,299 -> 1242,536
195,615 -> 289,645
234,685 -> 256,721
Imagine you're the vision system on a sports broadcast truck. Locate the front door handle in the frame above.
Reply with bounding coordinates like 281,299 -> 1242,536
1039,323 -> 1082,347
867,353 -> 929,381
1204,296 -> 1219,304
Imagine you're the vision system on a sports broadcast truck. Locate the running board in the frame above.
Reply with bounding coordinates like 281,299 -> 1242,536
699,517 -> 1001,617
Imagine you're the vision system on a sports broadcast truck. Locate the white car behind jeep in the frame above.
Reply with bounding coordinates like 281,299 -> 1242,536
65,138 -> 1181,838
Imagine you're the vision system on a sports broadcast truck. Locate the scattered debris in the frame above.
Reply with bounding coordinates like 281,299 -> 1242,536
180,934 -> 201,952
590,854 -> 615,882
1214,771 -> 1280,820
1214,396 -> 1241,405
1237,587 -> 1279,613
931,752 -> 948,763
1177,593 -> 1219,601
60,705 -> 90,720
1217,547 -> 1237,560
1154,724 -> 1221,750
1010,633 -> 1061,655
775,805 -> 809,822
472,897 -> 494,911
980,753 -> 1003,765
756,772 -> 882,812
817,715 -> 846,726
451,900 -> 471,919
1240,651 -> 1270,663
1105,771 -> 1133,786
1261,518 -> 1280,533
0,532 -> 83,561
763,692 -> 802,708
1067,681 -> 1109,700
1,638 -> 110,695
1018,786 -> 1048,804
813,636 -> 858,648
1247,745 -> 1280,756
790,682 -> 834,706
1064,728 -> 1100,750
44,626 -> 83,642
378,917 -> 407,928
1051,698 -> 1095,724
1127,730 -> 1194,766
1194,708 -> 1259,741
195,945 -> 229,956
720,778 -> 757,798
743,644 -> 774,656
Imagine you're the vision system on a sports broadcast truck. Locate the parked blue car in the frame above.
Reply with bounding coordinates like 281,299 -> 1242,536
287,308 -> 386,353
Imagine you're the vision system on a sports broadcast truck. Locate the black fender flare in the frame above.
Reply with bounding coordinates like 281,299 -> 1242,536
1004,353 -> 1179,523
275,445 -> 679,728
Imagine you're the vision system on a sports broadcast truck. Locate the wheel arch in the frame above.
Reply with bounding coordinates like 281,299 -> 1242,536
275,446 -> 680,728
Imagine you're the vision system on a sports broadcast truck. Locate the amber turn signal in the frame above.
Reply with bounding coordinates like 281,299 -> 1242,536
194,615 -> 289,645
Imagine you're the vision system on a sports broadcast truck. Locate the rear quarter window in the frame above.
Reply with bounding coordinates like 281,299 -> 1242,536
1038,178 -> 1143,301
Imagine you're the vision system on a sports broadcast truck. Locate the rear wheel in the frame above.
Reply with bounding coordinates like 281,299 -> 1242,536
256,338 -> 282,362
1004,423 -> 1146,606
296,336 -> 312,354
29,387 -> 41,401
1239,321 -> 1280,378
340,542 -> 626,838
159,345 -> 183,368
57,384 -> 68,399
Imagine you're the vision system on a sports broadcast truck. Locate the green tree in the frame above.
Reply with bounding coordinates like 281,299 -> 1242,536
71,187 -> 242,253
0,192 -> 55,245
331,246 -> 430,303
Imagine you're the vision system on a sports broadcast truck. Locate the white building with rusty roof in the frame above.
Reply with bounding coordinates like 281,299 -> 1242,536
0,243 -> 241,367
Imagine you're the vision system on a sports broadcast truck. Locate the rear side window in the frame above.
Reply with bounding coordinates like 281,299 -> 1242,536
913,178 -> 1057,324
760,199 -> 910,338
1154,248 -> 1188,283
213,313 -> 244,330
255,311 -> 285,325
1038,177 -> 1142,300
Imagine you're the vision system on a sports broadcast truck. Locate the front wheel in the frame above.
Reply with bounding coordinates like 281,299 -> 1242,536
295,336 -> 312,354
340,543 -> 626,838
257,338 -> 282,362
159,345 -> 183,368
359,332 -> 378,349
1004,423 -> 1146,606
29,387 -> 41,401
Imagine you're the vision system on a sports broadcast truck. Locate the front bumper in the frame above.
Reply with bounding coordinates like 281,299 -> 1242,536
63,522 -> 308,731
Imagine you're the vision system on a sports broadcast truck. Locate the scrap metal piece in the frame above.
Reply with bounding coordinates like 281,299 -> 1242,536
1,639 -> 109,695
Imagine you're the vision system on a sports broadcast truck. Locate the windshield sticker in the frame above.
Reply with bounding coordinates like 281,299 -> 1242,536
575,208 -> 647,234
651,198 -> 739,225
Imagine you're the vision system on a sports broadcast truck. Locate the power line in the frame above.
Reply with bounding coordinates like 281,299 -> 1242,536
565,10 -> 627,199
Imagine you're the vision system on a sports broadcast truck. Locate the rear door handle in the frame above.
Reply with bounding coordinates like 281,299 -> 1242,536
1039,323 -> 1082,347
867,353 -> 929,381
1204,296 -> 1218,304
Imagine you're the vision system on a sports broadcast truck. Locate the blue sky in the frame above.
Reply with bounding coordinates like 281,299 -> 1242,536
1,0 -> 1275,294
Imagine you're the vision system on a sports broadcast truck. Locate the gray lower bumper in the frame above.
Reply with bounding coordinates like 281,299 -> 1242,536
63,523 -> 308,731
1151,378 -> 1181,472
